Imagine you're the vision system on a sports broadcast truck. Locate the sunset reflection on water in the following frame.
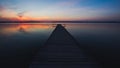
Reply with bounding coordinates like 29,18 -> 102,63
0,23 -> 120,68
0,24 -> 54,36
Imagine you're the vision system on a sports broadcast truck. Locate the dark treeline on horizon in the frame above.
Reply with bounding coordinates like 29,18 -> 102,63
0,21 -> 120,23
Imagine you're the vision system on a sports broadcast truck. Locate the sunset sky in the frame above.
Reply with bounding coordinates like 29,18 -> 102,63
0,0 -> 120,21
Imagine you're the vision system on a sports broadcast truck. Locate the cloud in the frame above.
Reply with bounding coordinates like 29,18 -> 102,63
0,5 -> 5,11
17,11 -> 27,18
18,27 -> 28,34
0,0 -> 120,21
0,5 -> 18,20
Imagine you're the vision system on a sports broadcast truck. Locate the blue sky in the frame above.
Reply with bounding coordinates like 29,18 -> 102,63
0,0 -> 120,21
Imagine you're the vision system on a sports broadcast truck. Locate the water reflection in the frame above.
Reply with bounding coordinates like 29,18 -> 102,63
0,23 -> 56,68
0,23 -> 120,68
0,23 -> 120,47
0,24 -> 53,36
66,23 -> 120,43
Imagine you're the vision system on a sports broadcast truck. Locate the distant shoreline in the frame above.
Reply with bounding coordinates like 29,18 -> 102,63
0,21 -> 120,23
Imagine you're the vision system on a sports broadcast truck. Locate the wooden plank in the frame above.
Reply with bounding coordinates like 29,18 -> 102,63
29,24 -> 101,68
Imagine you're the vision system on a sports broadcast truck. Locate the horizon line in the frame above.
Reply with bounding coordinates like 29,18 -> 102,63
0,20 -> 120,23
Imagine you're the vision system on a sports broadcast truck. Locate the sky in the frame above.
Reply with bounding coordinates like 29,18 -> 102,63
0,0 -> 120,21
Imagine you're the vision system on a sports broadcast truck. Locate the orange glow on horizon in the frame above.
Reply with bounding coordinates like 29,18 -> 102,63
16,15 -> 52,21
0,24 -> 51,36
2,15 -> 85,21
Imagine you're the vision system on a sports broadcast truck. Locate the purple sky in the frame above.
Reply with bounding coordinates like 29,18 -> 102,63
0,0 -> 120,21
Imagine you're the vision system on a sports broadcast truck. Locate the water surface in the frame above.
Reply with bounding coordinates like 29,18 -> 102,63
0,23 -> 120,68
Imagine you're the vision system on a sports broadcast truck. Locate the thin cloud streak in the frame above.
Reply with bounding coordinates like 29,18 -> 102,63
0,0 -> 120,21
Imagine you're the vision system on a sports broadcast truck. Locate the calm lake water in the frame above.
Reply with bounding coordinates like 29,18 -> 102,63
0,23 -> 120,68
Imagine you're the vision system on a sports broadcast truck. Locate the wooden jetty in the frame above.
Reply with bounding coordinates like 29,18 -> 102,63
29,24 -> 101,68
